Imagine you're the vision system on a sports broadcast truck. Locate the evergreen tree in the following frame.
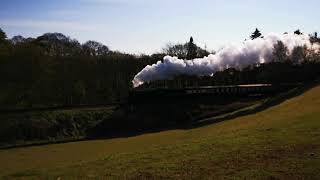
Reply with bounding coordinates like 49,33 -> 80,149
187,36 -> 197,59
250,28 -> 262,40
0,28 -> 9,57
310,32 -> 319,44
0,28 -> 7,42
294,29 -> 302,35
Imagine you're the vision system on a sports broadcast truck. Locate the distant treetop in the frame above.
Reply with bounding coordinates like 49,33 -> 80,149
0,28 -> 7,42
187,36 -> 197,60
82,40 -> 110,56
11,35 -> 26,44
162,36 -> 210,59
189,37 -> 194,44
294,29 -> 303,35
250,28 -> 262,40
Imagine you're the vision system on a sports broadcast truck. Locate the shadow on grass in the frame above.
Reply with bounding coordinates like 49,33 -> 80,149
6,170 -> 39,178
1,82 -> 318,150
91,82 -> 319,140
190,83 -> 314,128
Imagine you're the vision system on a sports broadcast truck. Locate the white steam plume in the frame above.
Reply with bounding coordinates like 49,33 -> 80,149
132,33 -> 316,88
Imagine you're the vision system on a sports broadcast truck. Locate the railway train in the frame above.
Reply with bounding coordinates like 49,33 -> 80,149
129,83 -> 301,103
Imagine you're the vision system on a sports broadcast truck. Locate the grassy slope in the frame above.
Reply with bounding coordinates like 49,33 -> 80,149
0,85 -> 320,179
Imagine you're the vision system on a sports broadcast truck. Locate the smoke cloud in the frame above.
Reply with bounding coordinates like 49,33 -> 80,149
132,33 -> 316,87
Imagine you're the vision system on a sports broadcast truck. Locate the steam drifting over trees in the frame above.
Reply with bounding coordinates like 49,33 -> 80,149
133,33 -> 320,87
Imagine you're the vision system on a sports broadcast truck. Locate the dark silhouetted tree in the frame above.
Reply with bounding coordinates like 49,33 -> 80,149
294,29 -> 303,35
0,28 -> 10,57
291,46 -> 307,64
187,36 -> 197,59
35,33 -> 81,56
0,28 -> 6,42
272,40 -> 289,62
250,28 -> 262,40
10,35 -> 26,44
310,32 -> 319,44
82,40 -> 109,56
162,43 -> 188,59
162,37 -> 209,59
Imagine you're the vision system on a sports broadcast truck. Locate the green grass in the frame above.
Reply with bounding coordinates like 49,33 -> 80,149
0,85 -> 320,179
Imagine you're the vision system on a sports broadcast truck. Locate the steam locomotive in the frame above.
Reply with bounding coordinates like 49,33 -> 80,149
129,83 -> 301,103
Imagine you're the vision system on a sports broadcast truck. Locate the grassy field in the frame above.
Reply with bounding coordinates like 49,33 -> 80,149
0,85 -> 320,179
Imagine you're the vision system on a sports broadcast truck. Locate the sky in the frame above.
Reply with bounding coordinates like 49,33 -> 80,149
0,0 -> 319,54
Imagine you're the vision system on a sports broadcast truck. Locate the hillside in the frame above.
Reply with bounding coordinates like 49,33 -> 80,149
0,85 -> 320,179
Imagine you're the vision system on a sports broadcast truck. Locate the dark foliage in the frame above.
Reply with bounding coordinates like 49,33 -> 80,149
0,108 -> 114,147
250,28 -> 262,40
0,28 -> 6,42
272,40 -> 289,62
294,29 -> 303,35
162,37 -> 210,59
310,32 -> 320,44
187,37 -> 198,59
0,30 -> 158,109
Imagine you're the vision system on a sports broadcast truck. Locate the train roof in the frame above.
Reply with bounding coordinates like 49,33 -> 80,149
185,84 -> 272,89
133,84 -> 274,92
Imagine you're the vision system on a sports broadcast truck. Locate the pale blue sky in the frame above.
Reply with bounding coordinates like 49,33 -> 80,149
0,0 -> 319,54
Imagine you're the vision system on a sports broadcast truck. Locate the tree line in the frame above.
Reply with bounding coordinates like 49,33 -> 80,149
0,28 -> 211,108
0,28 -> 319,108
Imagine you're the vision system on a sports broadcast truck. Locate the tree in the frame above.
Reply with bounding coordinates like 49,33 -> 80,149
162,43 -> 188,59
187,37 -> 197,59
294,29 -> 303,35
310,32 -> 319,44
0,28 -> 7,42
162,37 -> 209,59
250,28 -> 262,40
11,35 -> 26,44
291,46 -> 307,64
35,32 -> 81,56
272,41 -> 289,62
82,40 -> 109,56
0,28 -> 10,57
